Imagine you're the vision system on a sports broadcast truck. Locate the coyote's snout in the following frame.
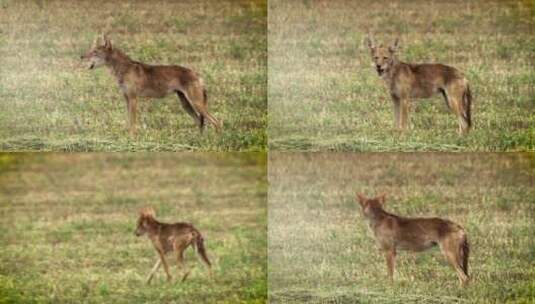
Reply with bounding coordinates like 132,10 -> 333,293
135,207 -> 213,284
81,33 -> 221,134
366,36 -> 472,135
356,193 -> 470,286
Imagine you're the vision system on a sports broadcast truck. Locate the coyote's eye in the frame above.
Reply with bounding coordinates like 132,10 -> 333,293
383,57 -> 388,60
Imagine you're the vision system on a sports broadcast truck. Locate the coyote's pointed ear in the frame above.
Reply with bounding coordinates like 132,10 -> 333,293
389,38 -> 400,53
377,193 -> 386,205
365,36 -> 375,51
101,33 -> 112,50
139,207 -> 155,218
104,38 -> 112,50
92,35 -> 100,48
356,192 -> 367,206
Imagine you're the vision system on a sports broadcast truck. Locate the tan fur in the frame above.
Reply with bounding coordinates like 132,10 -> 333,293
81,34 -> 221,134
356,193 -> 470,286
135,207 -> 213,284
366,36 -> 472,134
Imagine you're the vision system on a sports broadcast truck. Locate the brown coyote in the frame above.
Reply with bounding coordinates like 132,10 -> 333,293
356,193 -> 470,286
366,36 -> 472,134
81,34 -> 221,134
134,207 -> 213,284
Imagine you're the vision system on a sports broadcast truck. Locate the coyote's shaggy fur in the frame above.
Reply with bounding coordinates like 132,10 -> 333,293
81,34 -> 221,134
366,36 -> 472,134
357,193 -> 470,286
135,207 -> 213,284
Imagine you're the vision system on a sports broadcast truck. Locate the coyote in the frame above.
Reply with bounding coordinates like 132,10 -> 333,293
81,34 -> 221,134
134,207 -> 213,284
356,193 -> 470,286
365,36 -> 472,134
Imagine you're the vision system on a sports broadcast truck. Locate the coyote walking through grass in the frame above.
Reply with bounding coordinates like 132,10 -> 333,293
356,193 -> 470,286
81,34 -> 222,135
366,36 -> 472,135
135,207 -> 213,284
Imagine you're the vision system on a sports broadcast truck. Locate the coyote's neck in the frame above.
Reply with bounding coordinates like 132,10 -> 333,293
367,208 -> 395,226
145,218 -> 164,238
105,49 -> 134,79
382,59 -> 402,84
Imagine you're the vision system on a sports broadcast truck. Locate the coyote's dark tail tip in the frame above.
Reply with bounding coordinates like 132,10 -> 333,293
203,88 -> 208,105
196,233 -> 212,267
461,234 -> 470,277
464,84 -> 472,129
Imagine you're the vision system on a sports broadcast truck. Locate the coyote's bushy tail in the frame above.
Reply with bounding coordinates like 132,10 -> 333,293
460,234 -> 470,277
201,89 -> 222,132
195,231 -> 212,268
203,88 -> 208,106
463,84 -> 472,129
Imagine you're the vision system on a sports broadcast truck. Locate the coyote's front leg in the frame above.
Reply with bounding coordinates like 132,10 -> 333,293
123,93 -> 138,135
391,95 -> 401,129
384,248 -> 396,282
158,250 -> 172,282
399,98 -> 411,130
146,258 -> 162,284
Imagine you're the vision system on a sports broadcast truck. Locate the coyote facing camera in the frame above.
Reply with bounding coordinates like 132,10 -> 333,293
81,34 -> 221,135
366,36 -> 472,135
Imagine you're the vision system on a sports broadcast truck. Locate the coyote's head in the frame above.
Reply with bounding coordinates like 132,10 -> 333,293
80,33 -> 113,70
365,37 -> 400,76
356,192 -> 386,219
135,207 -> 156,236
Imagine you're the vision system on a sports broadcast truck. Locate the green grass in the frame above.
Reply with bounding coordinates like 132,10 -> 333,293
0,153 -> 267,303
0,0 -> 267,151
268,0 -> 535,151
269,153 -> 535,303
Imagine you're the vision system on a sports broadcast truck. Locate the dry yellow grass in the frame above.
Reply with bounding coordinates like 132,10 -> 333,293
269,0 -> 534,151
0,153 -> 267,303
269,153 -> 534,303
0,0 -> 267,151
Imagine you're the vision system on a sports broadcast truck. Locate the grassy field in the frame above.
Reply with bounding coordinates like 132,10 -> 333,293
269,0 -> 534,151
269,153 -> 534,303
0,0 -> 266,151
0,153 -> 267,303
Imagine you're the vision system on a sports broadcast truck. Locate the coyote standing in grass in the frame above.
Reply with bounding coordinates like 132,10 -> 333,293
356,193 -> 470,286
135,207 -> 213,284
366,36 -> 472,134
81,34 -> 221,134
